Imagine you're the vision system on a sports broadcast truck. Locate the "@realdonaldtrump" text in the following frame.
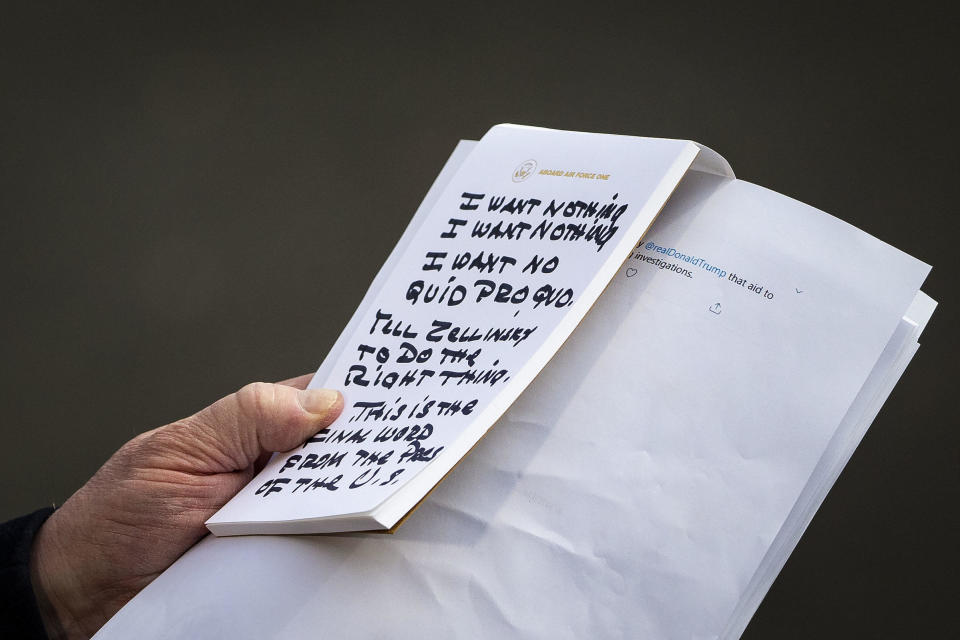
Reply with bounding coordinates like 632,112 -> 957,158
629,240 -> 776,301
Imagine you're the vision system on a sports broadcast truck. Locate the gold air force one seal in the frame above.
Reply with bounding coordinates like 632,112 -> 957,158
512,159 -> 537,182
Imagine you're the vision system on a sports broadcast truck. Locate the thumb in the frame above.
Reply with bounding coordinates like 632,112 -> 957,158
183,382 -> 343,472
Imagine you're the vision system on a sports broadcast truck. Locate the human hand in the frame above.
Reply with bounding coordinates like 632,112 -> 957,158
29,375 -> 343,639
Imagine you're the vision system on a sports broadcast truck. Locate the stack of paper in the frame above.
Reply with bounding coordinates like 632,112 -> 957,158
95,126 -> 934,639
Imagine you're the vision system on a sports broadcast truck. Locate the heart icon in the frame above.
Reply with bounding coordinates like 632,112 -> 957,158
625,267 -> 637,277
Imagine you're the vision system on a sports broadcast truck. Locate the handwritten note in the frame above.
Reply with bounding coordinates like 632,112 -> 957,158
207,125 -> 699,534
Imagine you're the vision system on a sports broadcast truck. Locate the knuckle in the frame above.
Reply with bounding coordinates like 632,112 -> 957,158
236,381 -> 276,422
117,429 -> 160,462
97,428 -> 169,478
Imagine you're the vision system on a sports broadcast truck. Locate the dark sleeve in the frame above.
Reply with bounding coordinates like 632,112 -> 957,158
0,507 -> 55,640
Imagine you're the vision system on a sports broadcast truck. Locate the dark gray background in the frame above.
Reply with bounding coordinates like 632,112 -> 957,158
1,3 -> 956,637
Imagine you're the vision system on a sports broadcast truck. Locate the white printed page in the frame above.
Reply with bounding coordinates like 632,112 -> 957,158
488,172 -> 928,637
208,125 -> 699,533
722,293 -> 935,639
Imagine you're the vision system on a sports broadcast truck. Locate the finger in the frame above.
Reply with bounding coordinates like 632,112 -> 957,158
186,382 -> 343,471
275,373 -> 315,389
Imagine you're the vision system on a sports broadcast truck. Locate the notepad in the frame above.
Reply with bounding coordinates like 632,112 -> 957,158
207,125 -> 705,535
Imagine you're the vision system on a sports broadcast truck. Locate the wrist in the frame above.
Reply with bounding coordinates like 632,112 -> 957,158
30,511 -> 88,639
